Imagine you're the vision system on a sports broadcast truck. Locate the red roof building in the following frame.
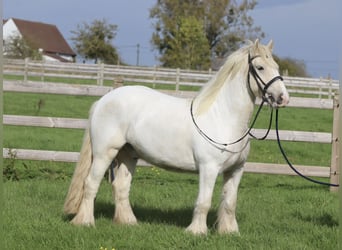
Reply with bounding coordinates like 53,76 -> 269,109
3,18 -> 76,62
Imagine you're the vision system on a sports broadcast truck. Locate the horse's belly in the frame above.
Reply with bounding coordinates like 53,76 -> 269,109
137,150 -> 197,172
128,132 -> 197,172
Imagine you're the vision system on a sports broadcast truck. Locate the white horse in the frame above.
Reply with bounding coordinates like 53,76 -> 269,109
64,40 -> 289,235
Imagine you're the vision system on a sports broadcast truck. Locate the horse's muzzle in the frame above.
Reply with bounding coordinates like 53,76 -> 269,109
275,92 -> 289,108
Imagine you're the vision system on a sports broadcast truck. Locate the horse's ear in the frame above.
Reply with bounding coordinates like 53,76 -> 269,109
254,39 -> 259,49
267,40 -> 274,51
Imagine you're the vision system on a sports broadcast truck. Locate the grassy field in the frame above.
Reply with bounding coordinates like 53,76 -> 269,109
3,86 -> 338,249
3,169 -> 338,250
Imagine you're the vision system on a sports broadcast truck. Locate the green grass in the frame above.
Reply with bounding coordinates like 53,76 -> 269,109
3,82 -> 338,249
4,92 -> 98,118
3,169 -> 338,250
4,73 -> 100,85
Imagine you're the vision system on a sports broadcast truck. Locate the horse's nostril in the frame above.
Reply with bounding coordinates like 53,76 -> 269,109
277,93 -> 289,106
277,94 -> 284,105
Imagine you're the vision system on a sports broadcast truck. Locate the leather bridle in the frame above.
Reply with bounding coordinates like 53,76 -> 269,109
190,53 -> 284,149
190,53 -> 340,187
247,53 -> 284,105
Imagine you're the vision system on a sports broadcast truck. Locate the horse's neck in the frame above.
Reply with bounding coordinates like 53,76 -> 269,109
209,73 -> 255,129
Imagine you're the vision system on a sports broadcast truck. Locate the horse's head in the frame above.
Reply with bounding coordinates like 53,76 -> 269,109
247,39 -> 289,108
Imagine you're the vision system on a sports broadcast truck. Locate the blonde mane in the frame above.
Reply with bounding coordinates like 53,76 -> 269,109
194,41 -> 271,115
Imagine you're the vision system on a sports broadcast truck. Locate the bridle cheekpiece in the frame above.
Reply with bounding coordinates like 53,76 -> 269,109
247,53 -> 283,105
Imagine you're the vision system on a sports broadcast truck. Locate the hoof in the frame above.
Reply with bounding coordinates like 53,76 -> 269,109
185,224 -> 208,235
70,213 -> 95,226
113,217 -> 138,225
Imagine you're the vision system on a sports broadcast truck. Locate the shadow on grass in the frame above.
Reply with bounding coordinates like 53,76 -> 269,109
293,211 -> 338,227
94,201 -> 217,228
274,183 -> 330,190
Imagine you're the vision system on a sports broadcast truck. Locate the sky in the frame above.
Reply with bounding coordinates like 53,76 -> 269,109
3,0 -> 341,79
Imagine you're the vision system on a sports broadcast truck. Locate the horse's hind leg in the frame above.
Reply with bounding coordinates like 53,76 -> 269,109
112,145 -> 138,225
71,150 -> 117,226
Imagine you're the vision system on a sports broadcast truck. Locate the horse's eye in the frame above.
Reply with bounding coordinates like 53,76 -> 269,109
256,66 -> 264,71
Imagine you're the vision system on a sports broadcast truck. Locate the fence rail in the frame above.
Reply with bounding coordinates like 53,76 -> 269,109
3,80 -> 335,109
3,148 -> 330,178
2,115 -> 332,144
4,58 -> 339,98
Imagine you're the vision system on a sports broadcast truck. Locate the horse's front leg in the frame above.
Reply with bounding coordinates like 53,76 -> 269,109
217,165 -> 244,234
186,164 -> 219,235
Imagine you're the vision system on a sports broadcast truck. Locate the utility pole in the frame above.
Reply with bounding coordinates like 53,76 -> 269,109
136,43 -> 140,66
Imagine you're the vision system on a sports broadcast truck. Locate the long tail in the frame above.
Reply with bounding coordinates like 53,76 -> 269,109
63,102 -> 97,215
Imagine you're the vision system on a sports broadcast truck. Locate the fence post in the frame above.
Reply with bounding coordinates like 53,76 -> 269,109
330,94 -> 340,192
175,68 -> 180,91
153,66 -> 157,89
41,60 -> 45,82
24,58 -> 29,83
319,77 -> 322,99
328,76 -> 332,99
97,63 -> 104,86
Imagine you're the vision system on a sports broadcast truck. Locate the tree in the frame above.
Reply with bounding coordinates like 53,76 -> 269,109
71,19 -> 120,64
274,55 -> 309,77
150,0 -> 263,68
201,0 -> 263,57
161,16 -> 210,69
4,35 -> 42,60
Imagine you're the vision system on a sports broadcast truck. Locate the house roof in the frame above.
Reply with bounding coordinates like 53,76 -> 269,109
11,18 -> 76,56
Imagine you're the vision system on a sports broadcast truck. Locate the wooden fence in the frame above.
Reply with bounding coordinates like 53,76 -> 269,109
3,58 -> 339,98
3,80 -> 340,191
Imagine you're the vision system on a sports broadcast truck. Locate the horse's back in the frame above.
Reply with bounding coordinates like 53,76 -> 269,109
94,85 -> 189,120
102,85 -> 184,107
